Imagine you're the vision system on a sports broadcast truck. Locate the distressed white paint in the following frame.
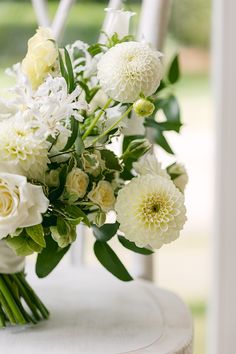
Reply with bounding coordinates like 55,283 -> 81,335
31,0 -> 50,27
210,0 -> 236,353
132,0 -> 172,281
137,0 -> 172,50
51,0 -> 75,40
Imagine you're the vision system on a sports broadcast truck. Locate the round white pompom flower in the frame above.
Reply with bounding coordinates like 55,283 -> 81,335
97,41 -> 163,103
115,175 -> 187,249
0,118 -> 50,181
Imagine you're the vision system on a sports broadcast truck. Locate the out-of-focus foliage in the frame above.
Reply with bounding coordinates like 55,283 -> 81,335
169,0 -> 211,48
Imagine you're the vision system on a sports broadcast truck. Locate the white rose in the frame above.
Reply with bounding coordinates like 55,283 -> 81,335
88,181 -> 115,212
22,27 -> 57,89
0,173 -> 49,239
66,168 -> 89,199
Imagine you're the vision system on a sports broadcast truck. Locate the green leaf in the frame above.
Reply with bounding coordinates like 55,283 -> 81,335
6,234 -> 34,256
64,47 -> 75,93
25,224 -> 46,248
144,119 -> 174,154
49,164 -> 68,201
62,117 -> 79,152
118,235 -> 154,255
64,205 -> 90,227
168,55 -> 180,84
58,50 -> 68,83
94,241 -> 133,281
57,217 -> 68,236
88,43 -> 103,57
36,235 -> 70,278
26,238 -> 42,253
122,135 -> 145,152
161,95 -> 181,128
100,149 -> 122,171
74,129 -> 85,155
50,221 -> 76,248
92,222 -> 119,242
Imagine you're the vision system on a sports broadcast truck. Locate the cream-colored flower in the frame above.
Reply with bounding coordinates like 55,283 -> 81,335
88,181 -> 115,212
100,8 -> 135,43
22,27 -> 57,89
97,41 -> 163,103
82,150 -> 105,177
45,169 -> 60,187
0,118 -> 50,181
0,173 -> 49,239
66,168 -> 89,199
133,153 -> 170,180
115,175 -> 187,249
168,163 -> 188,193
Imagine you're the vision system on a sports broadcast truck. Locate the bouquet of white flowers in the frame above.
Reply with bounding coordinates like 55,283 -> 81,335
0,11 -> 188,327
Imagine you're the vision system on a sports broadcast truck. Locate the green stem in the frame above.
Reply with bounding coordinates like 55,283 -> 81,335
92,104 -> 133,144
82,98 -> 113,140
0,276 -> 26,325
11,274 -> 41,321
2,275 -> 36,324
17,273 -> 49,318
0,301 -> 6,327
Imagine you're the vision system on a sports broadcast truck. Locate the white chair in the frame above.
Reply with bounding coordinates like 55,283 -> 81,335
2,1 -> 193,353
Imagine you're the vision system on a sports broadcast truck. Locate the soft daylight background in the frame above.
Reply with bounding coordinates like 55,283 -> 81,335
0,1 -> 213,353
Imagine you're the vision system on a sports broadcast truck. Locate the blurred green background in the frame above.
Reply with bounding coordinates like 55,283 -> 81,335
0,1 -> 212,353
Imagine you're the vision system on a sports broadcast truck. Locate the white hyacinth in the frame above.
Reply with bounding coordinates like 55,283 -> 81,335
97,41 -> 163,103
115,175 -> 187,249
0,118 -> 50,181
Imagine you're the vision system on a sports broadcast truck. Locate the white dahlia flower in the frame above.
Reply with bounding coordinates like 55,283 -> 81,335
115,175 -> 187,249
97,41 -> 163,103
133,153 -> 170,180
0,118 -> 50,181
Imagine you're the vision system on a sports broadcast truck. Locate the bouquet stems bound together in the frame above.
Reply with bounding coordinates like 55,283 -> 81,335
0,272 -> 49,328
0,9 -> 188,327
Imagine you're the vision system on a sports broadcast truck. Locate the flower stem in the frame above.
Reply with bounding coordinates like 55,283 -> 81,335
0,276 -> 26,325
82,98 -> 113,140
0,272 -> 49,327
92,104 -> 133,145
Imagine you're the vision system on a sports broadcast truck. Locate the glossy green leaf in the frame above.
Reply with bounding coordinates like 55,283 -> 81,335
36,235 -> 70,278
64,205 -> 90,227
64,48 -> 75,93
94,241 -> 133,281
118,235 -> 154,255
92,222 -> 119,242
62,117 -> 79,152
168,55 -> 180,84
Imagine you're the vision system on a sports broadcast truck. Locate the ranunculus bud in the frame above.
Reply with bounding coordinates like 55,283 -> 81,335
22,27 -> 57,89
88,181 -> 115,212
133,98 -> 155,118
95,211 -> 106,227
122,138 -> 151,160
65,168 -> 89,199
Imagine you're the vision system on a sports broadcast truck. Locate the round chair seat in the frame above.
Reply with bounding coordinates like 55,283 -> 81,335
0,266 -> 193,354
